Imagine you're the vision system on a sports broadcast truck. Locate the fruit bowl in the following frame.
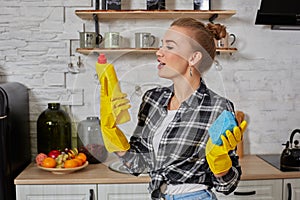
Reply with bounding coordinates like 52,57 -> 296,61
37,161 -> 89,174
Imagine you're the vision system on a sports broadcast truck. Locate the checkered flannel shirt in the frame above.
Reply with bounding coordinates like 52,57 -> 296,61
119,79 -> 241,199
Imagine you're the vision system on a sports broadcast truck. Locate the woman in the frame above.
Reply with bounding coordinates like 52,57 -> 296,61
103,17 -> 247,200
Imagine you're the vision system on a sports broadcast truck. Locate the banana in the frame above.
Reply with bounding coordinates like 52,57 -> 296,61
69,149 -> 75,157
73,147 -> 79,155
68,152 -> 74,159
67,148 -> 79,158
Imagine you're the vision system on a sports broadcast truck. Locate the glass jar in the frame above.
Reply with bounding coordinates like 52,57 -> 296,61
37,103 -> 72,154
77,117 -> 108,164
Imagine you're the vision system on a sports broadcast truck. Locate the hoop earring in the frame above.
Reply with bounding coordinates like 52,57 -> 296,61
189,67 -> 193,77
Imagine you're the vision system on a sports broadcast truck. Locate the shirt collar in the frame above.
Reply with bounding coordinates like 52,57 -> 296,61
163,79 -> 209,108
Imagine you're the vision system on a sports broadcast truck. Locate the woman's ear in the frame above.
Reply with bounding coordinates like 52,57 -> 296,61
188,51 -> 202,66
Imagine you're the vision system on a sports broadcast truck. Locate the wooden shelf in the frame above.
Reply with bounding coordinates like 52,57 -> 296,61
76,48 -> 237,55
75,10 -> 236,21
75,10 -> 237,55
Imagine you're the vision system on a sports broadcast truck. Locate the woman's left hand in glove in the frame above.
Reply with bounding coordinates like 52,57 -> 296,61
206,120 -> 247,175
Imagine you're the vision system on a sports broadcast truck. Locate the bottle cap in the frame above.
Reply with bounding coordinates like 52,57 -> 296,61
98,53 -> 107,64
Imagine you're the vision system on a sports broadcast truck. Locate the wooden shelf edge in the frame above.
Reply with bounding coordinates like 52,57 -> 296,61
75,10 -> 236,20
76,48 -> 157,55
217,48 -> 238,53
76,48 -> 237,55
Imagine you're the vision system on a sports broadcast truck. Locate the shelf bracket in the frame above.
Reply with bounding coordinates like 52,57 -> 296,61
93,14 -> 100,46
209,14 -> 218,23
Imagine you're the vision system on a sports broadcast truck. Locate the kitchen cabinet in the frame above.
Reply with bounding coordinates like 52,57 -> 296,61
16,183 -> 150,200
98,183 -> 150,200
99,180 -> 285,200
14,156 -> 300,200
16,184 -> 97,200
215,179 -> 282,200
74,10 -> 237,55
283,179 -> 300,200
15,179 -> 286,200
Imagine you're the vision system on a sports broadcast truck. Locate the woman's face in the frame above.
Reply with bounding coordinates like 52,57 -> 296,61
156,25 -> 197,80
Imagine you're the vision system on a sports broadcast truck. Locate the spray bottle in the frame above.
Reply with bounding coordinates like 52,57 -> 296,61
95,53 -> 130,125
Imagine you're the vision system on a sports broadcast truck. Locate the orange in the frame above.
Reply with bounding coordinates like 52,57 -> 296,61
73,158 -> 83,166
76,153 -> 87,163
64,159 -> 78,168
42,157 -> 56,168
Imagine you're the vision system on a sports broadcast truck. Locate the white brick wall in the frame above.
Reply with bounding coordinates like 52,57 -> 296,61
0,0 -> 300,159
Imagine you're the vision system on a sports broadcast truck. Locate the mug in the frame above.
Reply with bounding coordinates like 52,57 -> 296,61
105,32 -> 120,48
215,33 -> 236,48
79,32 -> 103,48
135,32 -> 156,48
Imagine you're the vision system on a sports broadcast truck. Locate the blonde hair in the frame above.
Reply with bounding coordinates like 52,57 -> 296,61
171,17 -> 227,73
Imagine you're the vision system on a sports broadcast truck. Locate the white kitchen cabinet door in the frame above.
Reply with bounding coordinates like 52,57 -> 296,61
283,179 -> 300,200
214,179 -> 283,200
16,184 -> 97,200
98,183 -> 151,200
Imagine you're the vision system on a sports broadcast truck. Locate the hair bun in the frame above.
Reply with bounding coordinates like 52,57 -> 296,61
206,23 -> 227,40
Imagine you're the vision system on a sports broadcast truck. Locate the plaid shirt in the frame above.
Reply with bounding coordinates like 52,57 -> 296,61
120,79 -> 241,199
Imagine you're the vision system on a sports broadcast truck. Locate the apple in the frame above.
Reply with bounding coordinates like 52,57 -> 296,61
35,153 -> 47,166
48,150 -> 61,159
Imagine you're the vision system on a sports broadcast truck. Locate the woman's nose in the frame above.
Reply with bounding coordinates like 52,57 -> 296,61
156,47 -> 163,57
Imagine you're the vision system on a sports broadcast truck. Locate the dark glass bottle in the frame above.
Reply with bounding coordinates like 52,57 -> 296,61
77,117 -> 108,164
37,103 -> 72,154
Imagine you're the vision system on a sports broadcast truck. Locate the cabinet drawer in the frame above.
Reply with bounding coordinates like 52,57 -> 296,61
16,184 -> 97,200
215,180 -> 282,200
98,183 -> 150,200
283,179 -> 300,200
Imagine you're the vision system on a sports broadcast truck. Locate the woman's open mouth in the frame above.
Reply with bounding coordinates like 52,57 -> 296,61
157,60 -> 166,69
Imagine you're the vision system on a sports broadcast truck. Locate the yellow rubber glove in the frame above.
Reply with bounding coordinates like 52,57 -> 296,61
111,92 -> 131,124
99,76 -> 130,152
206,121 -> 247,175
96,55 -> 131,152
96,59 -> 130,124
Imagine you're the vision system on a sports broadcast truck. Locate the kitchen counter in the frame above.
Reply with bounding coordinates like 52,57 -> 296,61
239,155 -> 300,180
15,155 -> 300,185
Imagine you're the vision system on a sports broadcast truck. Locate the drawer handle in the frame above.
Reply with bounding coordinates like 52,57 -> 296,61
287,183 -> 292,200
89,189 -> 94,200
234,191 -> 256,196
